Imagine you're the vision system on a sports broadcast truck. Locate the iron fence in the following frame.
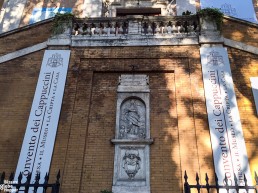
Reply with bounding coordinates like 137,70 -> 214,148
184,171 -> 258,193
0,170 -> 60,193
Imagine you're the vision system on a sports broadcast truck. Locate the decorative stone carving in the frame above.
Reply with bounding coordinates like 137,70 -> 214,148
119,99 -> 146,139
103,0 -> 111,17
123,148 -> 141,179
112,74 -> 153,193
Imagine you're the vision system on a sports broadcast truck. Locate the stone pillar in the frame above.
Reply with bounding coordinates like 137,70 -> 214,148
111,74 -> 153,193
199,16 -> 224,44
47,21 -> 72,46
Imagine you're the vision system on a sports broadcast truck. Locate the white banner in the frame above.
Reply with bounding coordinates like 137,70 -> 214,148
200,0 -> 258,23
200,46 -> 252,188
14,50 -> 70,189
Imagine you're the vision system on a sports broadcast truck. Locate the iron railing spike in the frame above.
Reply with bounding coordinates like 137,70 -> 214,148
184,172 -> 190,193
196,173 -> 199,181
28,172 -> 32,181
25,173 -> 31,193
215,173 -> 219,185
1,172 -> 5,184
56,170 -> 60,181
18,172 -> 23,183
205,173 -> 209,185
234,173 -> 238,185
205,173 -> 210,193
44,172 -> 49,183
215,173 -> 219,193
0,170 -> 61,192
35,172 -> 40,182
244,174 -> 247,186
54,170 -> 61,193
182,171 -> 257,193
205,173 -> 209,182
9,172 -> 14,181
184,171 -> 188,182
224,173 -> 228,186
255,171 -> 258,185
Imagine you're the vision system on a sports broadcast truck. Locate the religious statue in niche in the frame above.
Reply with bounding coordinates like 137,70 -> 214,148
122,148 -> 141,179
119,99 -> 146,139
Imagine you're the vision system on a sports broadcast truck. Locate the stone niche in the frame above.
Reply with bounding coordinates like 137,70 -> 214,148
111,74 -> 153,193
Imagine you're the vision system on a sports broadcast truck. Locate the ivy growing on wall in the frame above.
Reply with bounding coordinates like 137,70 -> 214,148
197,8 -> 224,29
52,12 -> 74,35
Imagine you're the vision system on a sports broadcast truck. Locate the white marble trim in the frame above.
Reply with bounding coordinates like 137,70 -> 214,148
0,41 -> 47,64
224,38 -> 258,55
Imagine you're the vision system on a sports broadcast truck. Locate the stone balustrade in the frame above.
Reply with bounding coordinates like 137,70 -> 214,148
72,15 -> 200,37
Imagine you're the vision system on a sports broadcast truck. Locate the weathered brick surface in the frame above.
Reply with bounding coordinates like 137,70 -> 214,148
0,21 -> 52,56
222,17 -> 258,48
57,46 -> 215,193
0,50 -> 44,173
189,57 -> 214,182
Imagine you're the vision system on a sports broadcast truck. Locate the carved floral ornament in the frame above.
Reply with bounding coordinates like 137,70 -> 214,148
119,99 -> 146,139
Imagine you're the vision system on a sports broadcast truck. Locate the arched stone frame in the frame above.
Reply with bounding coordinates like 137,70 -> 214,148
119,97 -> 147,139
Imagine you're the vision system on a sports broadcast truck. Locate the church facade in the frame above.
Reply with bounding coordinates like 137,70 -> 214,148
0,1 -> 258,193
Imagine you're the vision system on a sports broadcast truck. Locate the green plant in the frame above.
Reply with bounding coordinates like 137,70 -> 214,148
52,12 -> 74,35
197,7 -> 224,29
100,190 -> 113,193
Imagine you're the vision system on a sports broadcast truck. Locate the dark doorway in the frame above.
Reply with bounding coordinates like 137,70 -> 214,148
116,7 -> 161,16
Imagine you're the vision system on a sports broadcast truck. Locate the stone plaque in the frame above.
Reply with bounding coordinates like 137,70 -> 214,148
118,75 -> 150,92
119,75 -> 148,86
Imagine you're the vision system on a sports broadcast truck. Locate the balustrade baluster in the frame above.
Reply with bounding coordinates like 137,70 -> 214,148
71,16 -> 200,37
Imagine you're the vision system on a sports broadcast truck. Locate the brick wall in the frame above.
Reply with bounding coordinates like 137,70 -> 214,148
0,21 -> 52,56
0,50 -> 44,173
0,24 -> 258,193
47,46 -> 215,193
222,17 -> 258,48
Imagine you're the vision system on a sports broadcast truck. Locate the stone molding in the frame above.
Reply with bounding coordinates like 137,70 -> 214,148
0,41 -> 47,64
71,35 -> 199,47
111,139 -> 154,145
1,37 -> 258,64
224,38 -> 258,55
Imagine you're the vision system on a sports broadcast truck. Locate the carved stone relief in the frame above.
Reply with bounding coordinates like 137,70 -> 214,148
122,148 -> 141,179
112,74 -> 152,193
119,99 -> 146,139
